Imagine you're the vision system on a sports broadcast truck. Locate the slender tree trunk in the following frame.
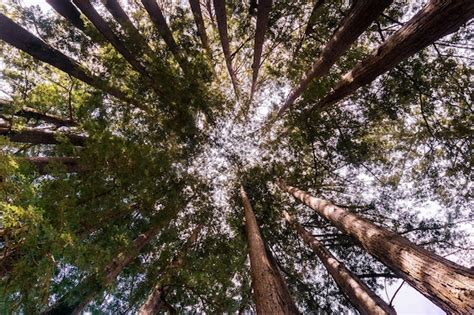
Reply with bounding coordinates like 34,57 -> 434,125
240,186 -> 300,315
277,0 -> 393,118
316,0 -> 474,112
46,0 -> 85,30
138,285 -> 168,315
213,0 -> 240,99
283,211 -> 395,315
250,0 -> 272,101
0,104 -> 77,127
277,181 -> 474,313
292,0 -> 325,60
0,123 -> 86,146
0,13 -> 131,104
189,0 -> 212,60
22,157 -> 83,173
140,0 -> 187,72
71,0 -> 152,81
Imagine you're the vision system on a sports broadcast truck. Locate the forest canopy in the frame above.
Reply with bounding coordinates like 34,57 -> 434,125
0,0 -> 473,314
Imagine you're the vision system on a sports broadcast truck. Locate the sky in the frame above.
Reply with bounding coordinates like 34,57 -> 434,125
3,0 -> 454,314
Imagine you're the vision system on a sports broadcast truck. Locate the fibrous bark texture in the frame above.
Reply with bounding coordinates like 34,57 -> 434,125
278,181 -> 474,314
284,211 -> 395,315
240,186 -> 300,315
277,0 -> 393,118
316,0 -> 474,112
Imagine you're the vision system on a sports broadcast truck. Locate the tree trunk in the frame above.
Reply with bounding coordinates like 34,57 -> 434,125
277,181 -> 474,313
277,0 -> 393,118
283,211 -> 395,315
0,123 -> 86,146
46,0 -> 85,30
292,0 -> 325,60
0,104 -> 77,127
213,0 -> 240,99
316,0 -> 474,112
71,0 -> 152,81
189,0 -> 212,60
250,0 -> 272,101
22,157 -> 83,173
0,13 -> 131,104
140,0 -> 187,72
240,186 -> 300,315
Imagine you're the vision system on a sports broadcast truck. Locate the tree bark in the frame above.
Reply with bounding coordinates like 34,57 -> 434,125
0,123 -> 86,146
0,103 -> 77,127
46,0 -> 85,30
250,0 -> 272,101
22,157 -> 83,173
140,0 -> 187,72
189,0 -> 212,60
0,13 -> 132,104
292,0 -> 325,60
213,0 -> 240,98
277,0 -> 393,118
277,181 -> 474,314
315,0 -> 474,112
240,186 -> 300,315
283,211 -> 395,315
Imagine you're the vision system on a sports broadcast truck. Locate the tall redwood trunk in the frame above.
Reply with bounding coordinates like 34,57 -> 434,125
189,0 -> 212,60
0,104 -> 77,127
240,186 -> 300,315
0,123 -> 86,146
277,181 -> 474,313
213,0 -> 240,98
140,0 -> 187,72
46,0 -> 85,30
316,0 -> 474,112
292,0 -> 325,60
283,211 -> 395,315
277,0 -> 393,118
0,13 -> 131,104
250,0 -> 272,101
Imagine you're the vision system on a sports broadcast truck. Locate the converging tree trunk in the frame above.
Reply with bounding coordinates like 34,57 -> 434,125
283,211 -> 395,315
46,0 -> 85,30
292,0 -> 325,60
240,186 -> 300,315
277,181 -> 474,313
276,0 -> 393,118
0,123 -> 86,146
250,0 -> 272,102
315,0 -> 474,112
0,13 -> 131,104
189,0 -> 212,60
213,0 -> 240,98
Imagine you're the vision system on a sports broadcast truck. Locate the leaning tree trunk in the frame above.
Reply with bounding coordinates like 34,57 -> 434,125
250,0 -> 272,102
140,0 -> 188,72
283,211 -> 395,315
292,0 -> 325,61
315,0 -> 474,112
0,123 -> 86,146
46,0 -> 85,30
0,103 -> 77,127
0,13 -> 131,105
189,0 -> 212,60
240,186 -> 300,315
213,0 -> 240,99
277,181 -> 474,314
276,0 -> 393,118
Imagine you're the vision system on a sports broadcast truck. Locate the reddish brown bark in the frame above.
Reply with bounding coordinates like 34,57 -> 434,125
0,13 -> 131,104
189,0 -> 212,59
240,186 -> 300,315
250,0 -> 272,101
316,0 -> 474,112
277,0 -> 393,118
0,123 -> 86,146
213,0 -> 240,98
0,104 -> 77,127
278,181 -> 474,313
46,0 -> 85,30
283,211 -> 395,315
